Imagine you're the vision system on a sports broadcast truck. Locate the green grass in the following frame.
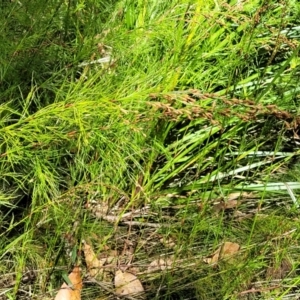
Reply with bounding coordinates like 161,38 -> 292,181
1,0 -> 300,299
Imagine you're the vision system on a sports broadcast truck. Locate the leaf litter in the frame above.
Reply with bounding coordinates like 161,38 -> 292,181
49,188 -> 293,299
54,266 -> 82,300
83,240 -> 116,282
83,240 -> 145,298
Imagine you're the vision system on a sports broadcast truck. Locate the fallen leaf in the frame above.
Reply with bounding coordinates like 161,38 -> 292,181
83,241 -> 117,281
82,241 -> 104,278
221,242 -> 240,257
204,242 -> 240,264
115,270 -> 144,297
54,266 -> 82,300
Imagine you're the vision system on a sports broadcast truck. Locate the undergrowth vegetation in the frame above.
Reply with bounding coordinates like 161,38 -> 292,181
1,0 -> 300,299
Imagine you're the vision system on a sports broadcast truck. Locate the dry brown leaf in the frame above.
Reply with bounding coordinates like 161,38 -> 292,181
204,242 -> 240,264
83,241 -> 117,281
115,270 -> 144,297
83,241 -> 104,278
222,242 -> 240,255
54,266 -> 82,300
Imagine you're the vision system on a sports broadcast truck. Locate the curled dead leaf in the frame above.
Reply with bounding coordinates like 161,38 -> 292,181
54,266 -> 82,300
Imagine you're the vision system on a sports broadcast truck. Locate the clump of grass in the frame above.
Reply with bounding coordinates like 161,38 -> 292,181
1,0 -> 300,299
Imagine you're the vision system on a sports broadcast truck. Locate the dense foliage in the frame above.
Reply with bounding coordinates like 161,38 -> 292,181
1,0 -> 300,299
